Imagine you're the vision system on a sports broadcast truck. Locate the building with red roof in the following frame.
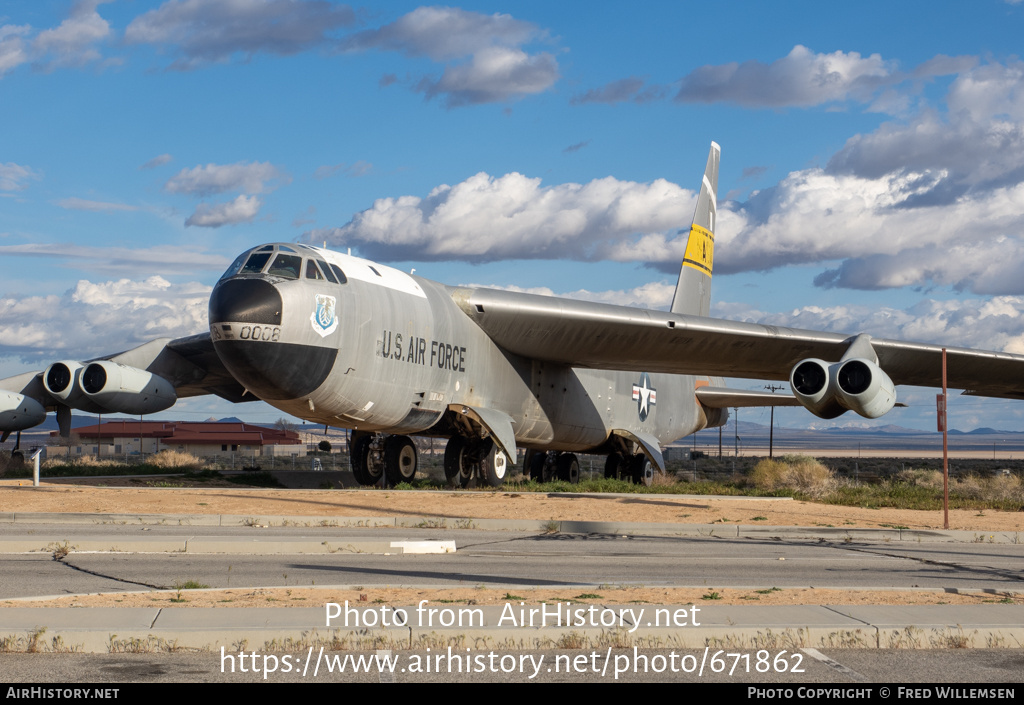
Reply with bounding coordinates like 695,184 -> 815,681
50,420 -> 302,458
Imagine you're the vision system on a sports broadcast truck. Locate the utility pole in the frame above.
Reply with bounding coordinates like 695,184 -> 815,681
734,407 -> 739,457
763,384 -> 785,458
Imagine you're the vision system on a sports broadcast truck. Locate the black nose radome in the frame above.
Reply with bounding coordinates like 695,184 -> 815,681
209,278 -> 283,325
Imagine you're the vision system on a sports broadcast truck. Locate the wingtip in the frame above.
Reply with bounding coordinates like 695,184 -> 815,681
710,140 -> 721,153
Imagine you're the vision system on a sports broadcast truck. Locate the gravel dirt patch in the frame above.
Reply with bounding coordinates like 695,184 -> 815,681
3,480 -> 1022,610
2,480 -> 1022,531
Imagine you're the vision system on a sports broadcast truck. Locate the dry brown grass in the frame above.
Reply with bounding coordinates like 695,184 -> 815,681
41,455 -> 126,470
148,450 -> 203,470
896,467 -> 1024,504
749,455 -> 838,498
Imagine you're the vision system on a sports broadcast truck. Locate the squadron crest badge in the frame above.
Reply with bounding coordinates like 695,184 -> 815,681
310,294 -> 338,337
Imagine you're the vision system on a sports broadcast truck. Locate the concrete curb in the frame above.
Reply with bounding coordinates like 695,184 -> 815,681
2,604 -> 1022,653
1,510 -> 1020,543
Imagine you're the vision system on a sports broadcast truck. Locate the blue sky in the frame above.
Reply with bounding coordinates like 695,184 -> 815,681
3,0 -> 1024,432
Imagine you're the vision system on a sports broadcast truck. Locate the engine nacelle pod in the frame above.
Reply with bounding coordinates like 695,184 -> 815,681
0,391 -> 46,432
789,358 -> 845,419
80,361 -> 177,415
43,361 -> 106,413
833,358 -> 897,419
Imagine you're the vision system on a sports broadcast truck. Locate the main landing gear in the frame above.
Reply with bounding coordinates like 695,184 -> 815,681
350,432 -> 418,486
444,436 -> 508,488
525,450 -> 580,484
604,451 -> 654,486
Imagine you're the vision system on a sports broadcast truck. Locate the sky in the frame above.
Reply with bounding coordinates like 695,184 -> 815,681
3,0 -> 1024,433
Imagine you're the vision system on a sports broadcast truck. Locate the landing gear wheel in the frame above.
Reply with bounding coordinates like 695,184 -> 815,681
444,436 -> 473,488
384,435 -> 417,486
526,449 -> 545,482
630,453 -> 653,487
350,433 -> 373,485
604,451 -> 625,480
481,440 -> 508,487
556,453 -> 580,483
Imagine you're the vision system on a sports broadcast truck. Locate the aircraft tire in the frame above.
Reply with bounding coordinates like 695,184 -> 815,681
481,441 -> 508,487
630,453 -> 654,487
384,435 -> 417,486
350,434 -> 373,485
604,452 -> 625,480
444,436 -> 473,488
556,453 -> 580,483
525,449 -> 545,482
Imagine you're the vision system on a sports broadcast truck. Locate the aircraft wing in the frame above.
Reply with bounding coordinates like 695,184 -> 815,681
452,286 -> 1024,398
695,387 -> 804,408
0,333 -> 248,408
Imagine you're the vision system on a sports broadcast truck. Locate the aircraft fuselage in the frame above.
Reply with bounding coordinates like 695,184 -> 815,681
208,243 -> 716,455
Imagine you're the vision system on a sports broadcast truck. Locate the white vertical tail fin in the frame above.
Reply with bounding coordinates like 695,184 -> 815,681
669,141 -> 719,317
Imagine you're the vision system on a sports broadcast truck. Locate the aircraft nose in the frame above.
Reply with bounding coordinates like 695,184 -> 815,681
209,276 -> 337,401
209,278 -> 282,325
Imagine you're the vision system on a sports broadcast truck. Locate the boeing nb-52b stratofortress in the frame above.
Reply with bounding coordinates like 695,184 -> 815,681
4,143 -> 1024,487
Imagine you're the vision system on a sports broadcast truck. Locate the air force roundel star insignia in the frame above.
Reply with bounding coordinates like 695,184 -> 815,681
311,294 -> 338,337
632,372 -> 657,422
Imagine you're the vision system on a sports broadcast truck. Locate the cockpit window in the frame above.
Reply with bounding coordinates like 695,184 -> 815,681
240,252 -> 272,274
305,259 -> 324,280
267,253 -> 302,279
220,252 -> 249,280
317,260 -> 338,283
278,245 -> 297,253
329,264 -> 348,284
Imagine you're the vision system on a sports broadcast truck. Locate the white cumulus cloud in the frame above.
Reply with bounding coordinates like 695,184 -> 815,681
0,24 -> 31,77
303,171 -> 695,262
141,153 -> 173,170
0,162 -> 41,191
185,194 -> 262,228
56,197 -> 138,212
0,277 -> 210,362
164,161 -> 286,197
716,296 -> 1024,356
344,6 -> 558,108
124,0 -> 355,70
675,45 -> 894,107
31,0 -> 113,70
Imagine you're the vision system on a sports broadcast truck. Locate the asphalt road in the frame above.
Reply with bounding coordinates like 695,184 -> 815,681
2,526 -> 1022,598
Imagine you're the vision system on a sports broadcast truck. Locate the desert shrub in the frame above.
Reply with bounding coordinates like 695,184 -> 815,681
894,468 -> 944,489
41,455 -> 125,470
749,455 -> 837,498
651,470 -> 679,487
148,450 -> 203,470
954,473 -> 1024,504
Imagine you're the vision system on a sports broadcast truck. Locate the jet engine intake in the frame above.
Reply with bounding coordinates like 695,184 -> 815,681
790,357 -> 896,420
43,361 -> 112,414
789,358 -> 845,419
833,358 -> 896,419
0,391 -> 46,432
79,361 -> 176,415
